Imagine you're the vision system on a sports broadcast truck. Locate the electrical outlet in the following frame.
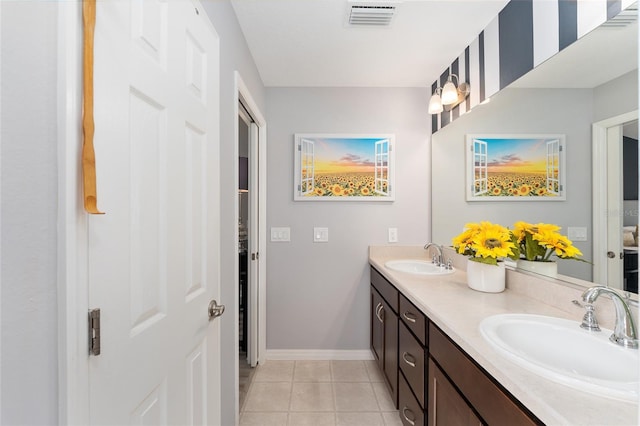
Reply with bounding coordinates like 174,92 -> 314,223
388,227 -> 398,243
568,227 -> 587,242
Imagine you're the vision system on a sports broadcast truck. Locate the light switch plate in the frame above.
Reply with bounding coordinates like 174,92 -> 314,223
271,227 -> 290,242
567,227 -> 587,242
388,227 -> 398,243
313,227 -> 329,243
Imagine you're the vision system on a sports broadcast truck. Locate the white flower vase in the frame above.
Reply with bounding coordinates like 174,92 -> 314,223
466,260 -> 506,293
516,259 -> 558,278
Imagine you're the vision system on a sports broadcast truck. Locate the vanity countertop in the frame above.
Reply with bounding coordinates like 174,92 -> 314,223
369,245 -> 638,426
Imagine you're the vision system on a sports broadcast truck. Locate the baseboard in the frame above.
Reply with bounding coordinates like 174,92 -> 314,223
265,349 -> 375,361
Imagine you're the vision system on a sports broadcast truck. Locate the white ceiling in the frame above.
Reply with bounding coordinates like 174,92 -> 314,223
231,0 -> 510,87
231,0 -> 637,89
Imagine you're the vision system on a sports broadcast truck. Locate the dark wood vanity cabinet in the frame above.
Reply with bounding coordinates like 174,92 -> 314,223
428,324 -> 541,426
370,267 -> 399,407
370,265 -> 542,426
398,293 -> 428,426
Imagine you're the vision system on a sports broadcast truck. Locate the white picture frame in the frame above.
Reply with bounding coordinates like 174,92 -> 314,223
466,134 -> 566,201
294,134 -> 395,201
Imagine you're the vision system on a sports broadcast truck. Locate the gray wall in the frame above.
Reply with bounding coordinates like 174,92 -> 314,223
432,70 -> 638,282
200,2 -> 266,425
266,87 -> 430,351
1,2 -> 59,424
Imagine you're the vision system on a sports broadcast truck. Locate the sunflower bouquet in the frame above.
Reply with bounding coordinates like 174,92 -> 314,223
452,221 -> 520,266
512,221 -> 583,262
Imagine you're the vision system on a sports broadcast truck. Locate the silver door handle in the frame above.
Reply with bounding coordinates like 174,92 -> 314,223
402,351 -> 416,368
403,311 -> 417,323
376,303 -> 384,323
401,407 -> 416,426
208,299 -> 225,321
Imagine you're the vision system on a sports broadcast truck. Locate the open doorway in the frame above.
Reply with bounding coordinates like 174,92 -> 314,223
234,72 -> 267,414
593,111 -> 639,293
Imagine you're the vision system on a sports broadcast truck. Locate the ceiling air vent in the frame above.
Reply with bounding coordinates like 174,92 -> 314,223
348,4 -> 398,26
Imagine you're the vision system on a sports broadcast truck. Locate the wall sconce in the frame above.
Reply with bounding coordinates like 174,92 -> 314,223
428,74 -> 470,114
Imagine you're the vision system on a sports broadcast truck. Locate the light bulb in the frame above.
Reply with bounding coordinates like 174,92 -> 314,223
441,79 -> 458,105
428,93 -> 443,114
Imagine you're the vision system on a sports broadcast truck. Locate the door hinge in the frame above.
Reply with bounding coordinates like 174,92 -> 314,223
89,308 -> 101,356
252,252 -> 259,261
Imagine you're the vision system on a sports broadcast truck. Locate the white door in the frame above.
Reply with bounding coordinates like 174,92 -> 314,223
606,125 -> 624,288
248,121 -> 259,367
88,1 -> 221,424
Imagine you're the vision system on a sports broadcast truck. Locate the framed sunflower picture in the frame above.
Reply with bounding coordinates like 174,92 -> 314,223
293,134 -> 395,201
466,134 -> 566,201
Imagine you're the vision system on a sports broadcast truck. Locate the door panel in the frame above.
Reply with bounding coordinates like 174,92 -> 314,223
90,1 -> 220,424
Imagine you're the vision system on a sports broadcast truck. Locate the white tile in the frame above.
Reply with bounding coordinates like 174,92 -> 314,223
294,360 -> 332,382
290,382 -> 335,412
331,360 -> 369,382
371,381 -> 395,412
244,382 -> 292,412
381,411 -> 403,426
333,382 -> 379,412
253,360 -> 295,382
239,412 -> 288,426
363,360 -> 384,383
287,412 -> 336,426
336,412 -> 384,426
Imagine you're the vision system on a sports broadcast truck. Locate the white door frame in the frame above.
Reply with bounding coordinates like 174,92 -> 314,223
56,2 -> 90,424
592,110 -> 638,286
234,72 -> 267,368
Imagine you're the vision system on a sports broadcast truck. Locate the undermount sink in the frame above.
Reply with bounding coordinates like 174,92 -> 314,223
384,259 -> 455,275
480,313 -> 639,402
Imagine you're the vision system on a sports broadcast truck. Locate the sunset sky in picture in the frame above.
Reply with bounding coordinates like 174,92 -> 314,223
482,138 -> 552,174
312,137 -> 383,174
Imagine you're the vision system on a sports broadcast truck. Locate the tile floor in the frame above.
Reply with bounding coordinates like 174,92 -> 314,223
239,360 -> 402,426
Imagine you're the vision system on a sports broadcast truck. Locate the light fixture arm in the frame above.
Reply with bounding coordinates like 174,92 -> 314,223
429,73 -> 470,114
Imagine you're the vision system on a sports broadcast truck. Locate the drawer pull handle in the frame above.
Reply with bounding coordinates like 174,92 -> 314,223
402,407 -> 416,426
376,303 -> 384,323
402,351 -> 416,368
403,311 -> 417,323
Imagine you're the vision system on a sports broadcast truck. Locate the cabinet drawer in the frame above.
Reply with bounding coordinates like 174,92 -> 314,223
399,321 -> 425,408
399,371 -> 425,426
370,266 -> 399,313
429,324 -> 540,426
400,293 -> 427,346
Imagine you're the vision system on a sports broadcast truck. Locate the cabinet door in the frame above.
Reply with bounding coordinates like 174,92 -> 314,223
371,287 -> 384,367
428,359 -> 484,426
382,299 -> 398,407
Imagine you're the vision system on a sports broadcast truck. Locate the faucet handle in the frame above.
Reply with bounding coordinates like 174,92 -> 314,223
579,303 -> 601,332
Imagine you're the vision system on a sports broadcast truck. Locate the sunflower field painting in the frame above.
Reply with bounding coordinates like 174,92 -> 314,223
465,134 -> 566,201
294,134 -> 395,201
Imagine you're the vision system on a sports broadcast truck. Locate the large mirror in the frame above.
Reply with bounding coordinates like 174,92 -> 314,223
431,5 -> 638,292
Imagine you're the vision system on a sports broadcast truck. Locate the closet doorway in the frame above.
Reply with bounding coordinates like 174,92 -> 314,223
235,72 -> 267,413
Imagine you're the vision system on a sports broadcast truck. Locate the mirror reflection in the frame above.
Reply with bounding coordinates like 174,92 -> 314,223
431,7 -> 638,292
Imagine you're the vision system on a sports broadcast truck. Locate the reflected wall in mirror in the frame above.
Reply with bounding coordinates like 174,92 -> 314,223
431,9 -> 638,291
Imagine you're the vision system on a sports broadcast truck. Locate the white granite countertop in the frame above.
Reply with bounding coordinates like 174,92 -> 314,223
369,245 -> 639,426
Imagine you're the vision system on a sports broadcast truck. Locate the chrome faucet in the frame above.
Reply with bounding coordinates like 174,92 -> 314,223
424,242 -> 444,267
581,285 -> 638,349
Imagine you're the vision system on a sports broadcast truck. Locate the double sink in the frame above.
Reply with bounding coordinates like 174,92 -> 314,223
384,258 -> 639,402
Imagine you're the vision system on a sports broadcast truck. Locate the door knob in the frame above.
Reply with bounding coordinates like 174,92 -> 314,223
208,299 -> 225,321
607,251 -> 616,259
